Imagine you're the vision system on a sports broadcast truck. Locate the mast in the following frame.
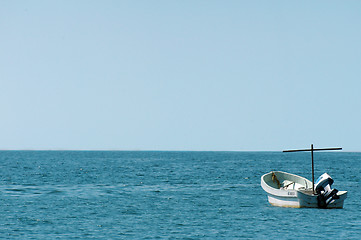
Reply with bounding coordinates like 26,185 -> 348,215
283,144 -> 342,194
311,144 -> 314,193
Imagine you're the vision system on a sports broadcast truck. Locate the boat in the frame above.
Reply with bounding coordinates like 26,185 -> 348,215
261,171 -> 347,208
260,145 -> 348,208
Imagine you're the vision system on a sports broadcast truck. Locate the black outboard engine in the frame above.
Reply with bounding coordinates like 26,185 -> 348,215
315,173 -> 339,208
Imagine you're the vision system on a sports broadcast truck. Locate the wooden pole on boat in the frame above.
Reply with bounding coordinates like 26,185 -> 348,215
283,147 -> 342,152
311,144 -> 314,194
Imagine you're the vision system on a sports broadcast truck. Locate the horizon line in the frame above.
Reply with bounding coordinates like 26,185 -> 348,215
0,149 -> 358,152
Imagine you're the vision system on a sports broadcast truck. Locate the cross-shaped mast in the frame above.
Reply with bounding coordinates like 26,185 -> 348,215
283,144 -> 342,194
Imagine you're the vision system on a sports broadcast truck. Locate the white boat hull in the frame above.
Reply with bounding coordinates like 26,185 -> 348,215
267,194 -> 300,208
261,171 -> 347,208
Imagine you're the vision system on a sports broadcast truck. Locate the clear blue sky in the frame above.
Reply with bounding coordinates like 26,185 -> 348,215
1,1 -> 360,151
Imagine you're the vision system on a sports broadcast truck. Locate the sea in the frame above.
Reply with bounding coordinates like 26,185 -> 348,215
0,151 -> 360,239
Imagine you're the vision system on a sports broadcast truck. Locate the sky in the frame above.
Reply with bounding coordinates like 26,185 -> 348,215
1,1 -> 361,151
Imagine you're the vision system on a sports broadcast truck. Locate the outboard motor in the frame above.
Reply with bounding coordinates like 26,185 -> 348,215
315,173 -> 339,208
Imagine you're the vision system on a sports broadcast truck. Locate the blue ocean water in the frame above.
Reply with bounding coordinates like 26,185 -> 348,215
0,151 -> 360,239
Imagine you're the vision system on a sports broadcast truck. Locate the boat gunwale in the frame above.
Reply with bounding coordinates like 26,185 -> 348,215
261,171 -> 313,195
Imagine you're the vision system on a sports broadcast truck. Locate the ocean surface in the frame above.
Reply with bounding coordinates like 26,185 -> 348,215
0,151 -> 360,239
